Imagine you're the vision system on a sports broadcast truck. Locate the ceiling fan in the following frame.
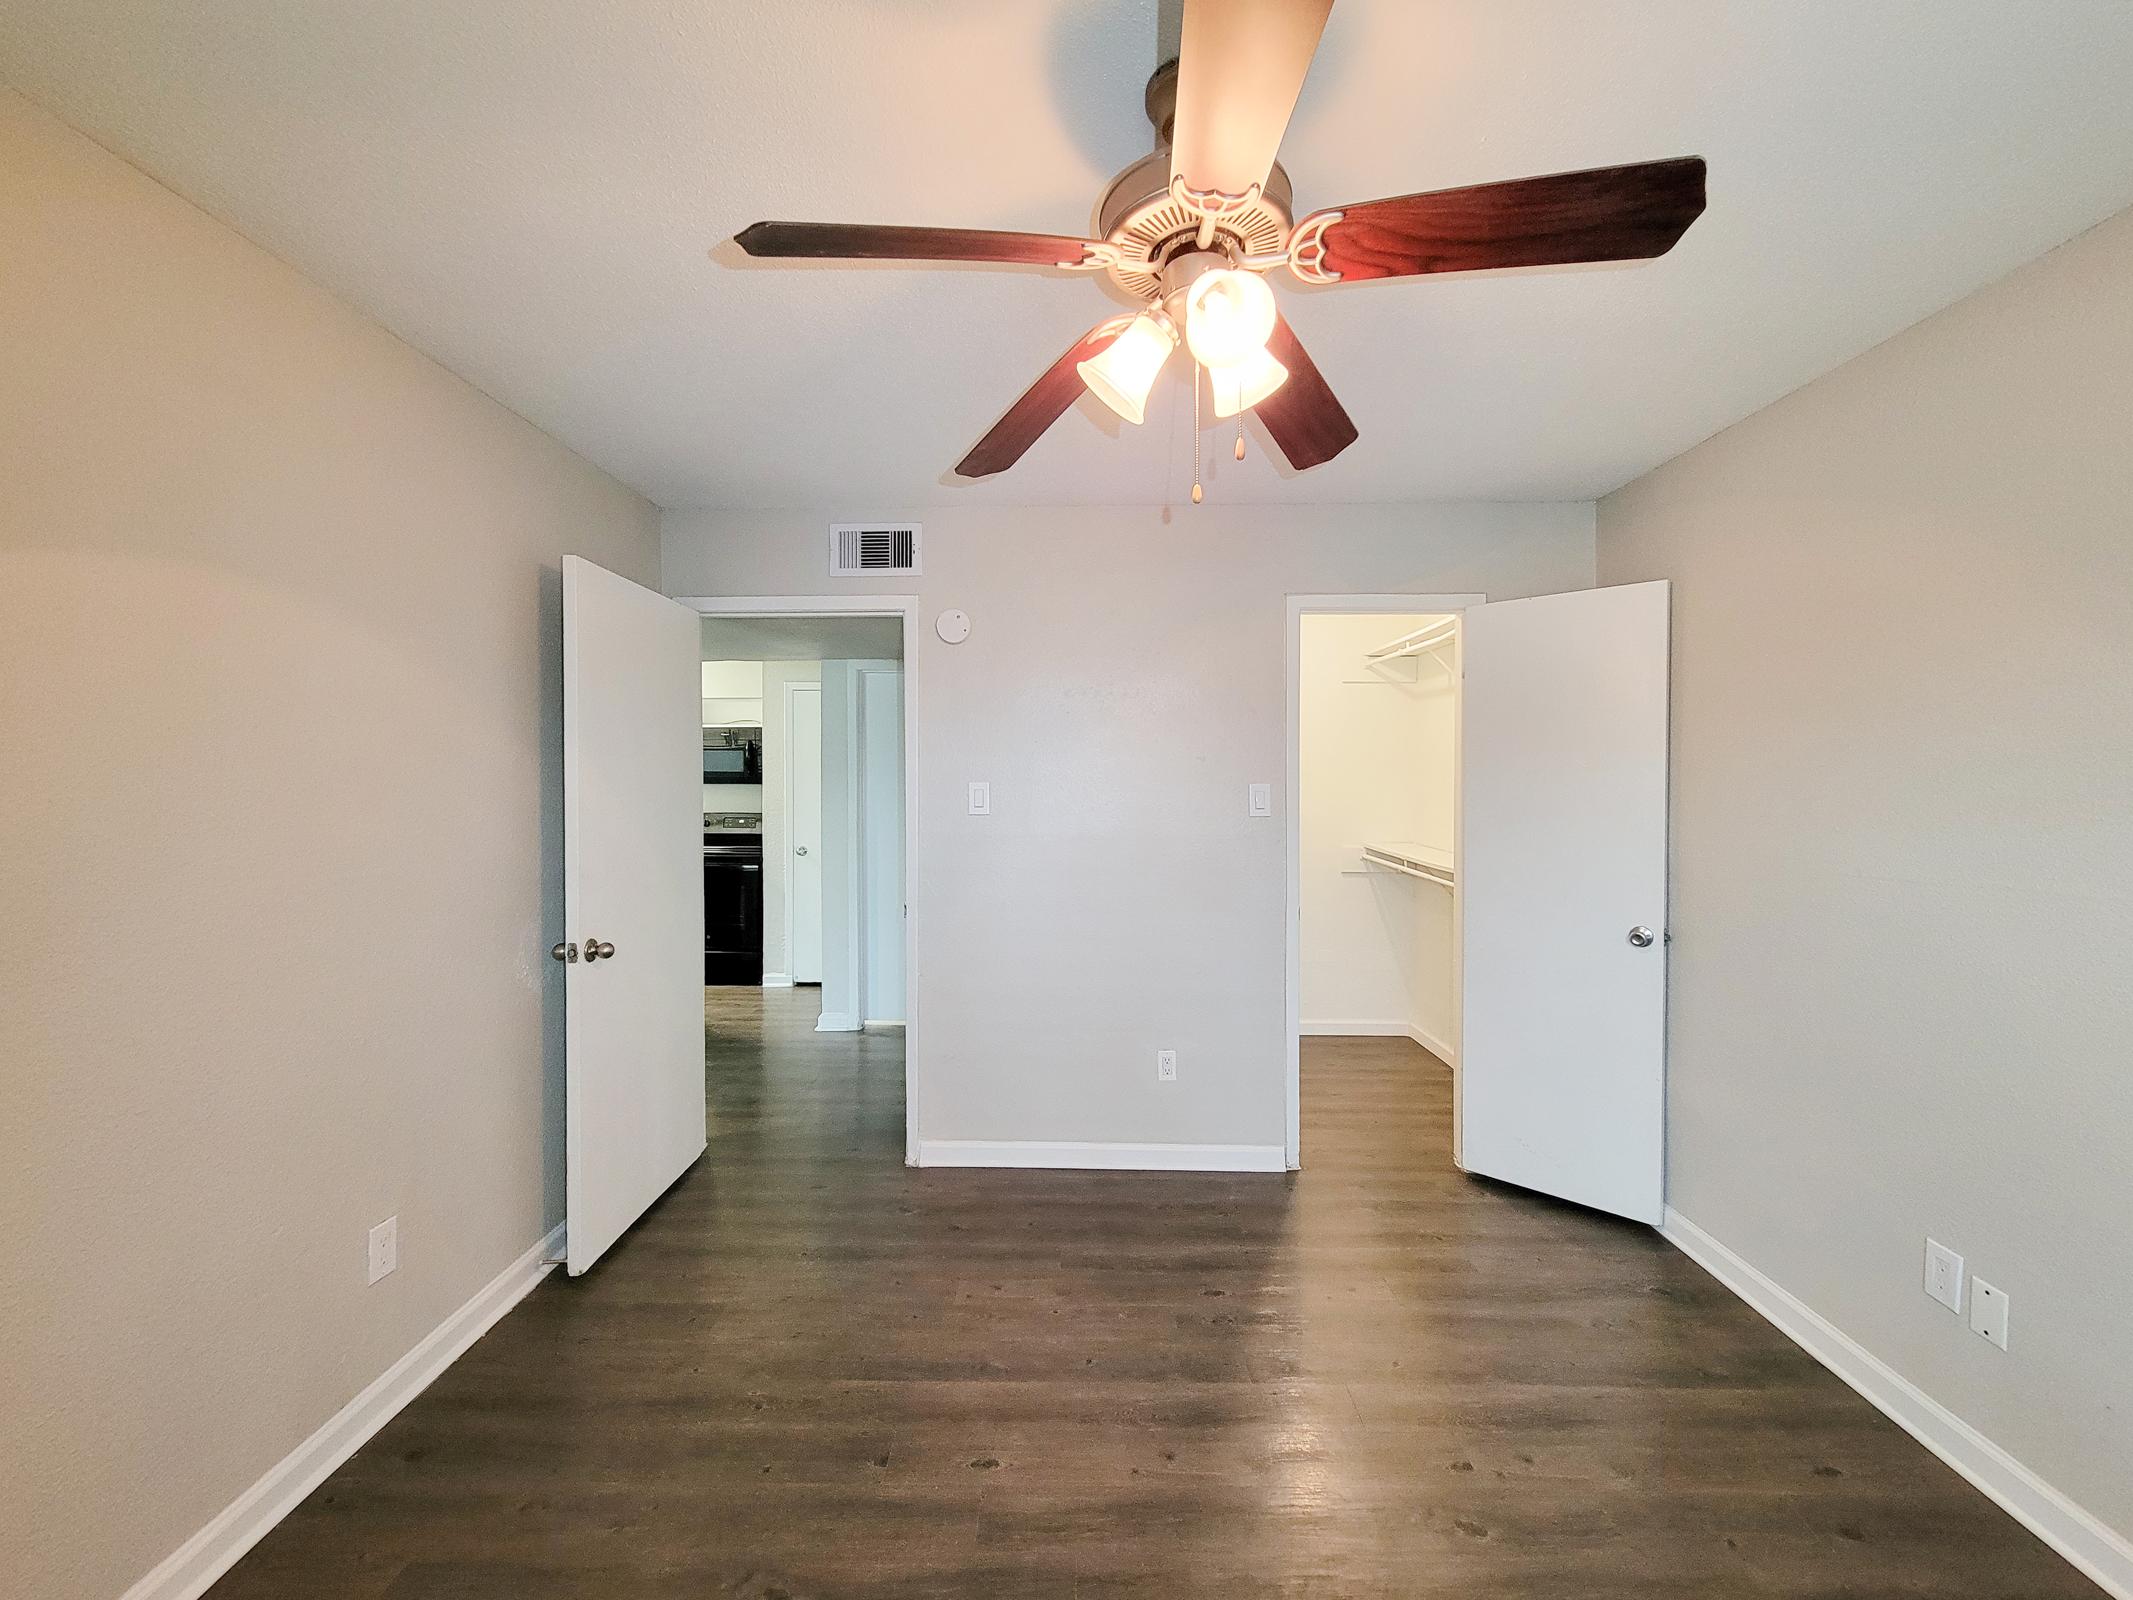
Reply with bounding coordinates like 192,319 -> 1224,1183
733,0 -> 1706,495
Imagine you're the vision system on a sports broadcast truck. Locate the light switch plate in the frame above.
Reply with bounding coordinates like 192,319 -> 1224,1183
1924,1238 -> 1964,1313
1969,1279 -> 2009,1349
967,781 -> 990,816
1248,783 -> 1272,817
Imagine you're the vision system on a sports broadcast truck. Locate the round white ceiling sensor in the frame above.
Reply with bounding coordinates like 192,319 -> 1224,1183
935,609 -> 971,645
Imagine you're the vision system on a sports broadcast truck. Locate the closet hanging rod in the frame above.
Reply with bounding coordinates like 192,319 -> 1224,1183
1360,843 -> 1456,887
1366,619 -> 1458,660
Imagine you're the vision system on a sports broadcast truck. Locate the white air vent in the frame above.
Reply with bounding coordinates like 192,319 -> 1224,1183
829,522 -> 921,577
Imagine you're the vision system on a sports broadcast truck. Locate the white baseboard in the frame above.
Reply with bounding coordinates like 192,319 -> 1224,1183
1297,1018 -> 1457,1065
1407,1022 -> 1456,1065
814,1011 -> 858,1032
122,1222 -> 565,1600
761,972 -> 793,989
918,1140 -> 1285,1173
1662,1208 -> 2132,1600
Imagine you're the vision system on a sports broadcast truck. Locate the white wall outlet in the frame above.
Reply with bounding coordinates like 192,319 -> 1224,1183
1969,1279 -> 2010,1349
1248,783 -> 1272,817
367,1216 -> 398,1285
1924,1238 -> 1964,1313
1156,1049 -> 1178,1082
967,781 -> 990,816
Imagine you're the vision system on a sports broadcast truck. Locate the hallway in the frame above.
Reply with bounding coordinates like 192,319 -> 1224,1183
208,993 -> 2094,1597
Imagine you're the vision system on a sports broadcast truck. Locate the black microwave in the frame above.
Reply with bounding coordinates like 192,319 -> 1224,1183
702,727 -> 762,784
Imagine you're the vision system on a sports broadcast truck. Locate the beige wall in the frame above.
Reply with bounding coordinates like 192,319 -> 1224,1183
0,93 -> 660,1598
1600,206 -> 2133,1542
663,502 -> 1593,1153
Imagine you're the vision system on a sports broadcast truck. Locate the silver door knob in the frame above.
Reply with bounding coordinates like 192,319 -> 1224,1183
795,845 -> 809,856
584,939 -> 615,962
550,941 -> 578,963
1627,926 -> 1656,948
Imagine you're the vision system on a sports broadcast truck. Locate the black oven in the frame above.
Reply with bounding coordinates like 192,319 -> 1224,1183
703,827 -> 763,985
702,727 -> 762,785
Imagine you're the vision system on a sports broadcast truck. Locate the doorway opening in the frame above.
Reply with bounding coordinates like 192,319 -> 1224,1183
1286,596 -> 1477,1173
685,598 -> 921,1164
1282,586 -> 1672,1225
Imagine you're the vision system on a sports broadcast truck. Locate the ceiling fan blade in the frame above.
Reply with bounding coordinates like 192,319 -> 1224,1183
734,221 -> 1106,268
955,318 -> 1134,479
1292,157 -> 1707,282
1170,0 -> 1334,200
1256,313 -> 1356,470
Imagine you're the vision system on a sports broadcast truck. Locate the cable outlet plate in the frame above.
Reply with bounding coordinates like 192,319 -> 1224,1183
1970,1279 -> 2010,1349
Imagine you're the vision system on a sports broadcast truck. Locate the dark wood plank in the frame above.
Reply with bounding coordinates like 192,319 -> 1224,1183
1308,156 -> 1707,281
206,991 -> 2102,1599
734,221 -> 1098,266
1257,311 -> 1358,470
956,319 -> 1129,479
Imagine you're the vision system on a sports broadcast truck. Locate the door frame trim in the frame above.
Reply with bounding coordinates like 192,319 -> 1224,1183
676,595 -> 922,1165
1283,593 -> 1485,1170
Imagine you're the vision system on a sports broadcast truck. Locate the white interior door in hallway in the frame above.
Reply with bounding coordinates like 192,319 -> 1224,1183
786,681 -> 823,984
562,555 -> 706,1274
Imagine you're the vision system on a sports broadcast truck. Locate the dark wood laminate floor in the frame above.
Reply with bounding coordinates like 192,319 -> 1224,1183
211,990 -> 2096,1599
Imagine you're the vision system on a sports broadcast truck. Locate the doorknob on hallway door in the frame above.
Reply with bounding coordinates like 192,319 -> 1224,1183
794,845 -> 808,856
550,941 -> 578,963
1626,926 -> 1656,948
584,939 -> 615,961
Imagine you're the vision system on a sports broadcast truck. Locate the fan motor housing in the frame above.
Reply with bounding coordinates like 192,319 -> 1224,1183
1095,149 -> 1294,302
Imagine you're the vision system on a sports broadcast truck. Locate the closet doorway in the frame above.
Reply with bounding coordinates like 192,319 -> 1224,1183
1282,587 -> 1673,1222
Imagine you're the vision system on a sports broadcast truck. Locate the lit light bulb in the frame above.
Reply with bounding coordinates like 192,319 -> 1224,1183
1184,269 -> 1277,369
1208,346 -> 1289,419
1077,312 -> 1176,425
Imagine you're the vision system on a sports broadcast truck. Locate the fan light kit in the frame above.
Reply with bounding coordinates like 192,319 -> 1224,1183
732,0 -> 1707,503
1078,311 -> 1176,427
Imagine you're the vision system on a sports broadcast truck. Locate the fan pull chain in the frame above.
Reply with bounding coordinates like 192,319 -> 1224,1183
1191,365 -> 1203,504
1235,414 -> 1246,461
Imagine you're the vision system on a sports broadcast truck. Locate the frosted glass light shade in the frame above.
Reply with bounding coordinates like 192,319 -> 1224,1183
1208,346 -> 1289,419
1078,313 -> 1175,425
1184,269 -> 1278,368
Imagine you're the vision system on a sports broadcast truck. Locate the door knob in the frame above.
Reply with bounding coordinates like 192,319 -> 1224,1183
550,941 -> 578,963
584,939 -> 616,962
795,845 -> 809,856
1627,926 -> 1656,948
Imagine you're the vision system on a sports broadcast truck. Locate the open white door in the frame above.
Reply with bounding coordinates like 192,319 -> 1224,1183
1459,580 -> 1669,1224
562,555 -> 705,1275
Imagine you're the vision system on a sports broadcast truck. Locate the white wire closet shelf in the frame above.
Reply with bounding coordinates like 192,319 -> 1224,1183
1360,840 -> 1454,888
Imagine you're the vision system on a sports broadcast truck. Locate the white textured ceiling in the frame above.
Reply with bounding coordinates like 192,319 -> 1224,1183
7,2 -> 2133,509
